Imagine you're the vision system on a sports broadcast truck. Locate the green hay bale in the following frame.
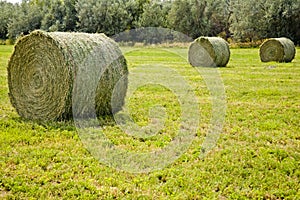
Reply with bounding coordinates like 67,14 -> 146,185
260,38 -> 296,63
8,30 -> 128,121
188,37 -> 230,67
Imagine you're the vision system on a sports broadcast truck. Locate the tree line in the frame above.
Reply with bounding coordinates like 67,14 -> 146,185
0,0 -> 299,45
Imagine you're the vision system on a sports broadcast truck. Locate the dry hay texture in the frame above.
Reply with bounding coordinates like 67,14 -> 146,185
8,30 -> 128,121
260,38 -> 296,63
188,37 -> 230,67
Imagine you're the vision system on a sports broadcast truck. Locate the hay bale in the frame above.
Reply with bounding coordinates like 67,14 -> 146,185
188,37 -> 230,67
260,38 -> 296,63
8,30 -> 128,121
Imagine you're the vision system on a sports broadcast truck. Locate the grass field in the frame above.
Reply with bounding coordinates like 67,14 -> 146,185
0,45 -> 299,199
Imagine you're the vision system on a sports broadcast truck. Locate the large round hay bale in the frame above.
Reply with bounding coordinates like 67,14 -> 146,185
260,38 -> 296,63
188,37 -> 230,67
8,30 -> 128,121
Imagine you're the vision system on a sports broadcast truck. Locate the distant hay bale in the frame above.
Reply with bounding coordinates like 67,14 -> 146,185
8,30 -> 128,121
188,37 -> 230,67
260,38 -> 296,63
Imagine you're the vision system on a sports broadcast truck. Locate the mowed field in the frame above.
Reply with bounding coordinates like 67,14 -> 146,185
0,45 -> 299,199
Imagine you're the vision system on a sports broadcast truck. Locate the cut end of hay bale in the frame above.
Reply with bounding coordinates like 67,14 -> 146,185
8,30 -> 128,121
188,37 -> 230,67
260,37 -> 296,63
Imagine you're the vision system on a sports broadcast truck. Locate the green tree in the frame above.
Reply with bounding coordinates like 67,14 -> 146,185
167,0 -> 193,36
230,0 -> 267,42
75,0 -> 97,33
4,0 -> 299,44
189,0 -> 210,37
125,0 -> 150,28
40,0 -> 77,32
138,0 -> 170,27
230,0 -> 300,44
7,0 -> 43,39
206,0 -> 232,38
41,0 -> 66,31
76,0 -> 132,36
0,1 -> 16,39
264,0 -> 300,44
168,0 -> 223,39
63,0 -> 78,31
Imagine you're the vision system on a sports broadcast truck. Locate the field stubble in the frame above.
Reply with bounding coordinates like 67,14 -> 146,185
0,45 -> 299,199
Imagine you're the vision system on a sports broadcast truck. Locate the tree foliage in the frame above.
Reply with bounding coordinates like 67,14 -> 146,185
230,0 -> 300,43
0,1 -> 15,39
7,0 -> 43,39
138,0 -> 170,28
0,0 -> 299,44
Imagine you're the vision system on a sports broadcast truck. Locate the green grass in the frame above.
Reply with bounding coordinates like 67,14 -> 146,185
0,45 -> 299,199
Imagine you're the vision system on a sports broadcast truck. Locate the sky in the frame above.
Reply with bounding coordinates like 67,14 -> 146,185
5,0 -> 22,4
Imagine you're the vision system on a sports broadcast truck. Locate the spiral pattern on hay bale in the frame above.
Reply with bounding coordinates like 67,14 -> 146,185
260,38 -> 296,63
188,37 -> 230,67
8,30 -> 128,121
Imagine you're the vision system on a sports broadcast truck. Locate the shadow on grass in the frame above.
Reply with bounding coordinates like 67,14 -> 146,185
6,115 -> 118,132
